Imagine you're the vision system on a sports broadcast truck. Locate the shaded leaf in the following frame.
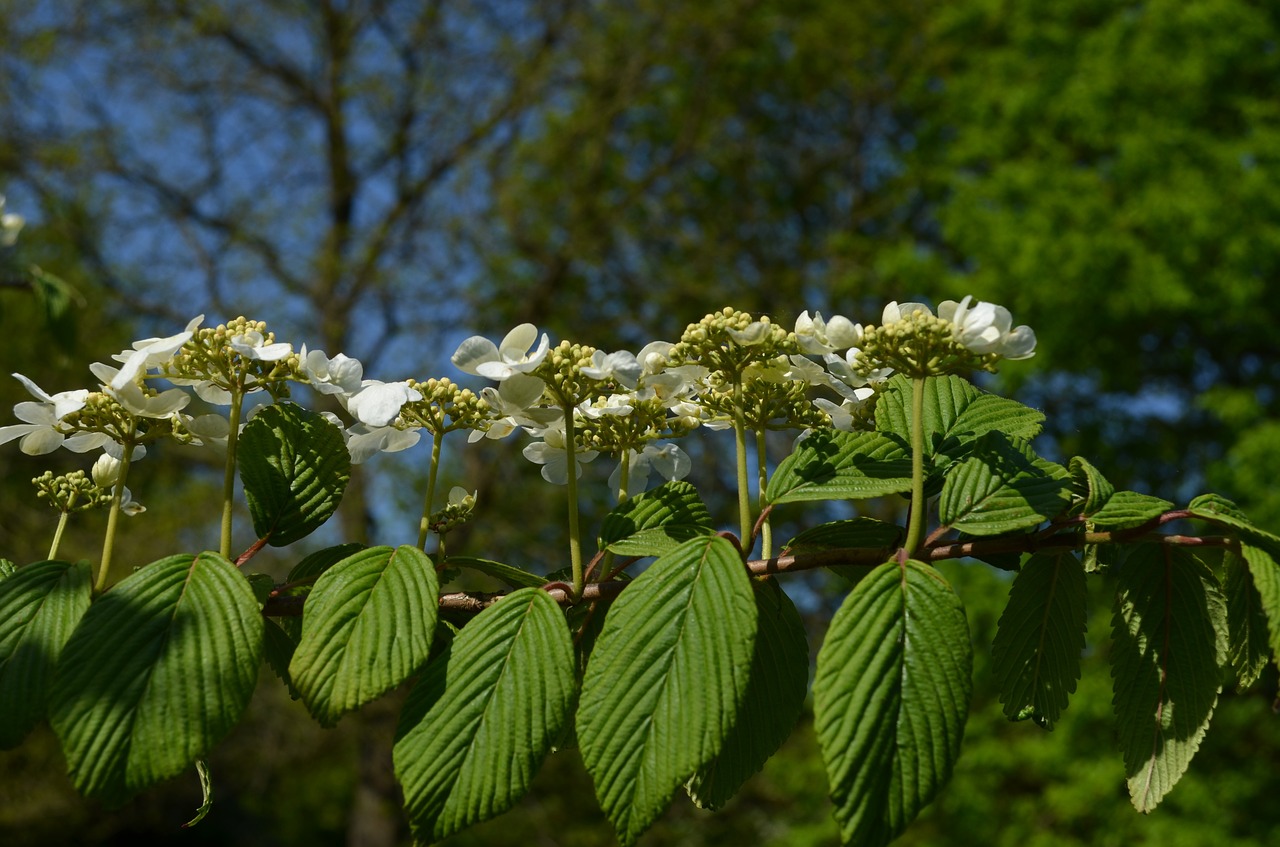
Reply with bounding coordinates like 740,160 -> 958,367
577,536 -> 756,847
688,578 -> 808,809
1222,549 -> 1270,689
784,517 -> 902,586
394,588 -> 575,842
598,480 -> 716,556
286,542 -> 366,584
289,545 -> 437,726
447,556 -> 551,589
814,560 -> 972,847
938,431 -> 1071,535
1239,543 -> 1280,671
0,560 -> 92,748
991,552 -> 1087,729
262,618 -> 300,697
239,402 -> 351,546
766,430 -> 912,504
50,552 -> 263,805
1111,545 -> 1226,812
1068,455 -> 1115,516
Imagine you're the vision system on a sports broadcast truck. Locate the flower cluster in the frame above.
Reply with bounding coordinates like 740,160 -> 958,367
853,297 -> 1036,378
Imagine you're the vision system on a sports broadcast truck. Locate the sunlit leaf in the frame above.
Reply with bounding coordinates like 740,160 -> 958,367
599,480 -> 716,556
289,545 -> 437,726
50,552 -> 263,805
394,588 -> 575,842
938,431 -> 1071,535
577,536 -> 756,846
814,560 -> 972,847
766,430 -> 913,504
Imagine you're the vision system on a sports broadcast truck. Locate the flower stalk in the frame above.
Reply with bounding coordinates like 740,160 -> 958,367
97,439 -> 137,594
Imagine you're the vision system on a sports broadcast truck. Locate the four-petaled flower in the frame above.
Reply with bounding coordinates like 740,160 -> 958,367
452,324 -> 550,381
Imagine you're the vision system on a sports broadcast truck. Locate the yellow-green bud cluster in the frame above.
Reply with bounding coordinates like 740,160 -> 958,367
576,396 -> 697,456
401,377 -> 491,435
32,470 -> 111,513
428,495 -> 476,535
700,372 -> 828,430
855,312 -> 1000,378
166,316 -> 299,397
61,392 -> 144,441
667,308 -> 797,376
534,340 -> 603,407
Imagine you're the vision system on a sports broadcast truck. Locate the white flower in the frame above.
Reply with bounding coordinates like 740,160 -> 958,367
814,394 -> 874,432
0,374 -> 95,455
90,453 -> 144,514
109,315 -> 204,389
299,347 -> 364,396
89,362 -> 191,418
580,350 -> 643,389
727,320 -> 771,346
609,442 -> 691,493
578,393 -> 634,419
795,310 -> 863,355
939,296 -> 1037,360
881,301 -> 934,325
184,413 -> 233,449
521,421 -> 597,484
0,195 -> 24,247
452,324 -> 550,381
345,423 -> 421,464
446,486 -> 476,509
636,341 -> 674,375
344,380 -> 423,428
228,329 -> 292,362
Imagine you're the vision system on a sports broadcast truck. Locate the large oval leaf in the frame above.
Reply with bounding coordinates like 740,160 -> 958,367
577,536 -> 757,847
394,588 -> 575,842
289,545 -> 438,726
938,431 -> 1071,535
814,559 -> 972,847
239,401 -> 351,546
598,480 -> 716,556
0,560 -> 92,748
49,552 -> 263,805
1112,545 -> 1226,812
687,577 -> 808,810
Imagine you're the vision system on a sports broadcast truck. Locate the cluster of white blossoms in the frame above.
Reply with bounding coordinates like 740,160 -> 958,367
2,297 -> 1036,499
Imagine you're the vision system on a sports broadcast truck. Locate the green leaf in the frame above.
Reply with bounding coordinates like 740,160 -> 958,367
688,578 -> 808,810
239,402 -> 351,546
1222,549 -> 1270,690
1187,493 -> 1280,558
875,374 -> 1044,465
0,560 -> 93,748
766,430 -> 913,504
938,431 -> 1071,535
577,536 -> 756,847
598,480 -> 716,556
1238,543 -> 1280,671
50,552 -> 263,805
814,560 -> 972,847
394,588 -> 575,842
182,758 -> 213,828
286,542 -> 366,584
1111,545 -> 1226,812
446,556 -> 549,589
783,517 -> 903,554
262,618 -> 300,697
1088,491 -> 1174,530
991,552 -> 1087,730
1068,455 -> 1115,515
784,517 -> 903,586
289,545 -> 438,726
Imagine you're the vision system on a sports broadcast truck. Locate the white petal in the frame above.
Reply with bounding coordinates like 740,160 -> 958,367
451,335 -> 500,375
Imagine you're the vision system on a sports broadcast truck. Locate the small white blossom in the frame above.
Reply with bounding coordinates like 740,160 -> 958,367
580,350 -> 643,389
609,442 -> 691,494
0,374 -> 95,455
881,301 -> 934,325
345,423 -> 421,464
0,195 -> 24,247
344,380 -> 423,428
228,329 -> 292,362
452,324 -> 551,381
795,310 -> 863,355
299,347 -> 364,396
939,296 -> 1037,360
109,315 -> 205,389
521,421 -> 598,484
